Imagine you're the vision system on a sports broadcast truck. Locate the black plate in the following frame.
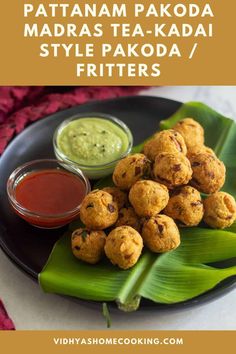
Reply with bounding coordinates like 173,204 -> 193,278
0,95 -> 235,311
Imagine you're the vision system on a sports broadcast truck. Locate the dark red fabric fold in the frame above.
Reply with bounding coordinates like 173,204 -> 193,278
0,300 -> 15,330
0,86 -> 144,154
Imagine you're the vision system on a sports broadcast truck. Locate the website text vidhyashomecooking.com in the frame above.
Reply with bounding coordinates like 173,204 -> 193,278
53,337 -> 184,346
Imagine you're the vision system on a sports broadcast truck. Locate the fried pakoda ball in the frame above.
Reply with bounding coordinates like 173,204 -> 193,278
129,180 -> 169,217
112,153 -> 151,190
102,187 -> 127,209
104,226 -> 143,269
164,186 -> 204,226
173,118 -> 204,154
71,228 -> 106,264
115,207 -> 141,232
143,129 -> 187,161
80,190 -> 118,230
187,145 -> 216,159
142,215 -> 180,253
203,192 -> 236,229
189,152 -> 226,194
153,152 -> 192,189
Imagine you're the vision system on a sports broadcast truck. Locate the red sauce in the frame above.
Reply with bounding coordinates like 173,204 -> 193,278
15,169 -> 87,228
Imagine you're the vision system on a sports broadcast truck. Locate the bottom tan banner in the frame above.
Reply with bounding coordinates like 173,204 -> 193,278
0,331 -> 235,354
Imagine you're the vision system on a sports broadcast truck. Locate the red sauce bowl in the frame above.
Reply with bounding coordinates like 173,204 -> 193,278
7,159 -> 91,229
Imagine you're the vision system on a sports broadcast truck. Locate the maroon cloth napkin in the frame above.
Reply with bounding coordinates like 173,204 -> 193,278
0,300 -> 15,330
0,86 -> 144,154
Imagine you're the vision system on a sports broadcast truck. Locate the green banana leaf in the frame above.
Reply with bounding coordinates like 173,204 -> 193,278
39,102 -> 236,311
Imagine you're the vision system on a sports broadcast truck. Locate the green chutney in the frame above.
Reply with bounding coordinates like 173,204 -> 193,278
57,117 -> 130,166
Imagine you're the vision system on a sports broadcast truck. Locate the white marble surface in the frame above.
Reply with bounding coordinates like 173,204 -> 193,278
0,86 -> 236,330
